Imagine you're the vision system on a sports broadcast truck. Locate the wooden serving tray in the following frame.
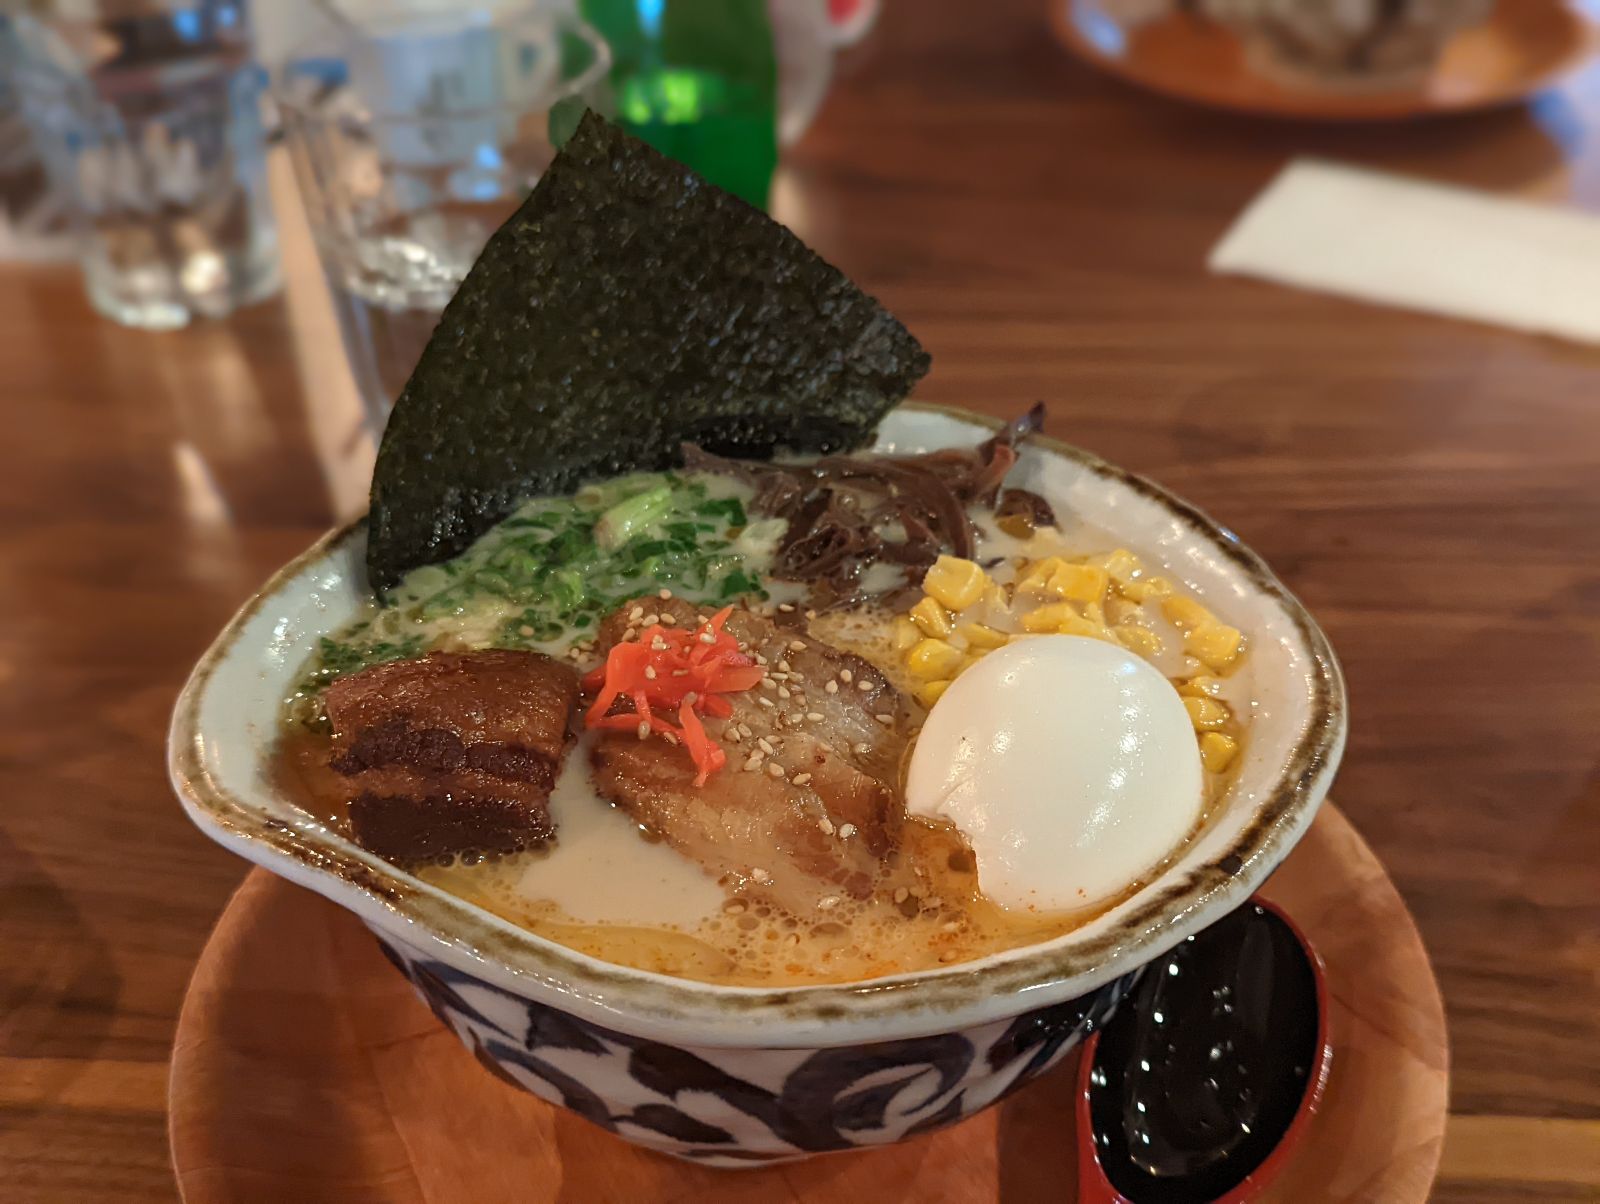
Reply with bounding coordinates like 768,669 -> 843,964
169,805 -> 1447,1203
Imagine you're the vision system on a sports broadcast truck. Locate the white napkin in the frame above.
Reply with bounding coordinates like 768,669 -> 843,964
1209,159 -> 1600,345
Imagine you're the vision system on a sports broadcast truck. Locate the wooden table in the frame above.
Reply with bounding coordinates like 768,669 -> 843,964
2,1 -> 1596,1200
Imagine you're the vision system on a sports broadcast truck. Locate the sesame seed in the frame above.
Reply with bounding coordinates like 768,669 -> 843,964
636,721 -> 651,740
793,772 -> 812,786
789,640 -> 807,652
737,723 -> 753,738
757,738 -> 775,754
751,867 -> 773,885
839,669 -> 853,683
786,713 -> 803,726
777,603 -> 795,612
699,631 -> 717,645
642,613 -> 660,626
875,713 -> 893,724
818,896 -> 840,911
818,816 -> 835,835
754,653 -> 768,666
644,665 -> 657,680
659,588 -> 672,600
858,679 -> 873,692
760,678 -> 777,691
770,672 -> 789,682
662,731 -> 679,745
893,887 -> 909,903
943,921 -> 961,932
805,609 -> 817,620
777,687 -> 791,699
806,712 -> 824,722
727,728 -> 743,743
854,742 -> 871,755
660,614 -> 677,625
519,625 -> 535,637
777,659 -> 791,672
629,606 -> 645,622
758,697 -> 775,709
838,823 -> 857,839
623,627 -> 637,641
940,951 -> 959,963
744,753 -> 764,771
652,638 -> 670,651
767,762 -> 786,779
825,681 -> 838,694
673,668 -> 690,677
723,899 -> 746,914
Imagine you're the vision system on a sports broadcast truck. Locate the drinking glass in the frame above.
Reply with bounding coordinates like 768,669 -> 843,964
276,7 -> 611,435
6,3 -> 280,329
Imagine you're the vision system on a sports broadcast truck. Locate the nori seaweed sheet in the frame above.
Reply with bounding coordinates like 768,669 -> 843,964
366,110 -> 930,591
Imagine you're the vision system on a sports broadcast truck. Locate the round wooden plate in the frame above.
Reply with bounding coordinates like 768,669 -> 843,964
169,805 -> 1448,1203
1051,0 -> 1597,121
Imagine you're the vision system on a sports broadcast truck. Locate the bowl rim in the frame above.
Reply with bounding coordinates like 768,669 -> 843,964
169,403 -> 1347,1047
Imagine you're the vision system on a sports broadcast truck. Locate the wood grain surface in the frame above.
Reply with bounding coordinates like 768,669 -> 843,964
168,807 -> 1447,1204
1,0 -> 1597,1200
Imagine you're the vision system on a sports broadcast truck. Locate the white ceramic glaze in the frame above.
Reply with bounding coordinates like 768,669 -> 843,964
169,404 -> 1345,1161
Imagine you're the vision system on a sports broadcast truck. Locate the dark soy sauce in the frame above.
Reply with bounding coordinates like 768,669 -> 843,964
1086,902 -> 1321,1203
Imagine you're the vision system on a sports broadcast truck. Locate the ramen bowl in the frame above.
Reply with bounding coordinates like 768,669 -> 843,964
169,403 -> 1345,1165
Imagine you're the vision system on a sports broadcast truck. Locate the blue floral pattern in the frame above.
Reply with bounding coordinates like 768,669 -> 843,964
376,935 -> 1129,1164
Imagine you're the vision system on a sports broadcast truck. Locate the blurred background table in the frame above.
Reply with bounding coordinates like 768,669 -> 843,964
2,0 -> 1597,1200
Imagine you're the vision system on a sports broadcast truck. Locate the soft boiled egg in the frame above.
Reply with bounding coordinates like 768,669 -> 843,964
905,635 -> 1203,913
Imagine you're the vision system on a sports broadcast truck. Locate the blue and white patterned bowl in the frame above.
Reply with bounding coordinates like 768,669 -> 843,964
170,404 -> 1345,1164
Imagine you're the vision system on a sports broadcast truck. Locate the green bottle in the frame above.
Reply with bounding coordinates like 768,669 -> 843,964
579,0 -> 779,209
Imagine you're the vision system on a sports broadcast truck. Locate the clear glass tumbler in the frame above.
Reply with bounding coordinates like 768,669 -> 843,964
275,7 -> 611,434
7,4 -> 280,329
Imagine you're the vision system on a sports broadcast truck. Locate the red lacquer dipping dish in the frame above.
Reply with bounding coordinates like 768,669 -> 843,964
1075,897 -> 1331,1204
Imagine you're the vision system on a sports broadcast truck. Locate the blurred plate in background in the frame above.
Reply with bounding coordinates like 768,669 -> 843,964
1051,0 -> 1598,121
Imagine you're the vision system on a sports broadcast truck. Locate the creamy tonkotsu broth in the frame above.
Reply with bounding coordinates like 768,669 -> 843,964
276,458 -> 1254,987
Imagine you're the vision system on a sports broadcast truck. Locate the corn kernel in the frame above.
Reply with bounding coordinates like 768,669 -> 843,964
1106,596 -> 1147,627
1162,596 -> 1215,630
1096,548 -> 1142,584
1186,623 -> 1243,672
907,638 -> 964,680
909,597 -> 954,638
1020,603 -> 1106,640
956,622 -> 1008,650
1021,603 -> 1078,633
915,679 -> 952,708
892,616 -> 922,652
1083,600 -> 1108,630
1049,562 -> 1110,604
1179,675 -> 1225,698
1018,556 -> 1067,596
923,555 -> 989,612
1118,576 -> 1173,602
1184,696 -> 1230,731
1200,731 -> 1239,773
1115,626 -> 1162,660
951,654 -> 985,678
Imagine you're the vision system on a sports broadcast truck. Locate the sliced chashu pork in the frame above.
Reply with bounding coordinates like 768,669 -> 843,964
326,649 -> 580,862
588,597 -> 911,914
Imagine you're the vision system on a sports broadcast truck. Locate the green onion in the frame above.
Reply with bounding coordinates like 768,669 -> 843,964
595,484 -> 675,550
